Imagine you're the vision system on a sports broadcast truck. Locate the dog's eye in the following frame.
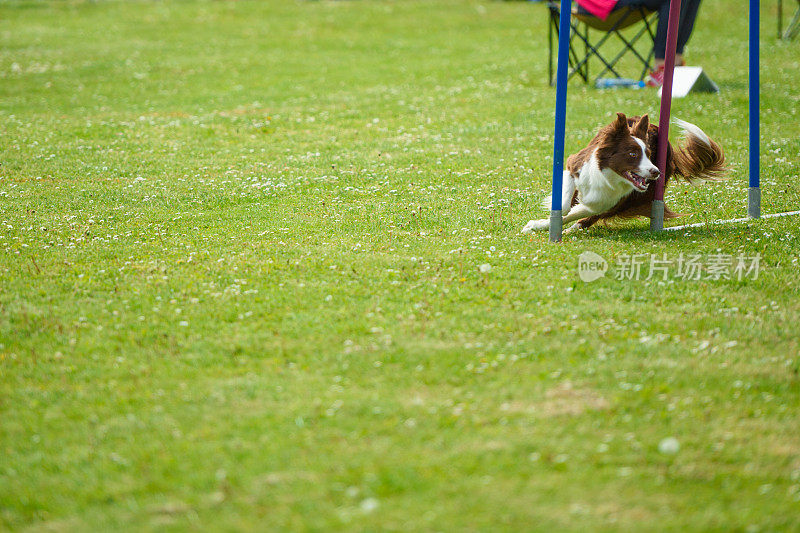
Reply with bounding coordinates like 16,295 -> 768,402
628,152 -> 637,158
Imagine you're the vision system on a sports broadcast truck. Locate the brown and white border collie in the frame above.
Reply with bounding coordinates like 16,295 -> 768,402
521,112 -> 726,234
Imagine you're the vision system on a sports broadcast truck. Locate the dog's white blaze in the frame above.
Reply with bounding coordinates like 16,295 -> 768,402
633,137 -> 659,176
673,118 -> 711,147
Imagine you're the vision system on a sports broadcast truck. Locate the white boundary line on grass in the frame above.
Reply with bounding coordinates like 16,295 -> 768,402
664,210 -> 800,231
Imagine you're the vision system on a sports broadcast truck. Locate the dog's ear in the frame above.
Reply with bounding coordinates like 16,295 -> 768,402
613,112 -> 628,131
632,114 -> 650,140
606,112 -> 630,139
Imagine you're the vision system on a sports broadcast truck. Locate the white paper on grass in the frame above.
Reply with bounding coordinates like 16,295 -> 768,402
657,66 -> 719,98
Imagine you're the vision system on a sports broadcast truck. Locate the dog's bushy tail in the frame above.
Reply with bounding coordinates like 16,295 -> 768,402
672,118 -> 727,182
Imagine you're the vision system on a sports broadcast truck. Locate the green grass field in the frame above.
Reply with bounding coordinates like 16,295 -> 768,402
2,0 -> 799,530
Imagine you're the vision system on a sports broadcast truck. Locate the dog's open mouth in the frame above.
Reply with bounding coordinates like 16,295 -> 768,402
622,171 -> 650,192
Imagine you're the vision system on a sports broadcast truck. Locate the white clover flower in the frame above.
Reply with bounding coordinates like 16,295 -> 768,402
360,498 -> 379,513
658,437 -> 680,455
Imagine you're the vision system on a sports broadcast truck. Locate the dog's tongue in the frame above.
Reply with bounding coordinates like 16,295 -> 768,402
625,171 -> 647,190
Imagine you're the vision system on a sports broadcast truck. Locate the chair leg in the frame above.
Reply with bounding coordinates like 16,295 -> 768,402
548,5 -> 592,85
568,20 -> 590,83
640,47 -> 655,81
571,6 -> 656,83
785,6 -> 800,39
545,5 -> 658,85
639,11 -> 657,79
569,24 -> 625,80
547,11 -> 553,85
598,22 -> 654,81
582,24 -> 590,82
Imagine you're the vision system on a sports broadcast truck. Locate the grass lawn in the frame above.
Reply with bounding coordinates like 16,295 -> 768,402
1,0 -> 799,530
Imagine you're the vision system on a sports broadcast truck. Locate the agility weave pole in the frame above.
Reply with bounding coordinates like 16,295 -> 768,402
749,0 -> 761,219
669,1 -> 799,227
548,0 -> 680,240
548,0 -> 573,242
664,0 -> 800,228
650,0 -> 682,231
653,0 -> 771,228
547,0 -> 783,241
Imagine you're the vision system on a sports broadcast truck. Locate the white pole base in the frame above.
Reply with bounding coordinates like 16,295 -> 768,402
650,200 -> 665,231
748,187 -> 761,219
549,210 -> 563,242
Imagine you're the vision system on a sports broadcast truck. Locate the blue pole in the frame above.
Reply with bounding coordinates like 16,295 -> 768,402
549,0 -> 572,242
748,0 -> 761,218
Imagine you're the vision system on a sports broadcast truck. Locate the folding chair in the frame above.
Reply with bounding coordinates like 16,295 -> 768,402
547,2 -> 657,85
778,0 -> 800,39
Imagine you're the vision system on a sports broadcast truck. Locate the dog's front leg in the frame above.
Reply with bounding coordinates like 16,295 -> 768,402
521,217 -> 551,233
522,172 -> 576,234
568,214 -> 602,233
563,204 -> 600,234
561,203 -> 597,226
522,202 -> 597,234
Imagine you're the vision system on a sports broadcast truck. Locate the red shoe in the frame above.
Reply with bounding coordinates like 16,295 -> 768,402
646,64 -> 665,88
647,59 -> 687,88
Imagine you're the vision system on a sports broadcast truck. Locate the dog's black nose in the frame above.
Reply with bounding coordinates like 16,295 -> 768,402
649,168 -> 661,180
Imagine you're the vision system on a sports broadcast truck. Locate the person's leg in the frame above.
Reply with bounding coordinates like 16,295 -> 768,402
642,0 -> 702,60
614,0 -> 671,60
675,0 -> 702,55
652,1 -> 670,62
579,0 -> 701,73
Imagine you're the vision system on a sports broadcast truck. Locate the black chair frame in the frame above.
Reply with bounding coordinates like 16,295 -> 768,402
547,3 -> 657,85
778,0 -> 800,40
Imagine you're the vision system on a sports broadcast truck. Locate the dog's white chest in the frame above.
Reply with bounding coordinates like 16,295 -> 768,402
574,154 -> 633,211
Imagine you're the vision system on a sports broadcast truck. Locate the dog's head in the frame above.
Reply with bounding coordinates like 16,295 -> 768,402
596,113 -> 660,192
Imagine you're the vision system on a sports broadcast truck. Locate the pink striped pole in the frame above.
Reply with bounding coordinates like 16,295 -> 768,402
650,0 -> 682,231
